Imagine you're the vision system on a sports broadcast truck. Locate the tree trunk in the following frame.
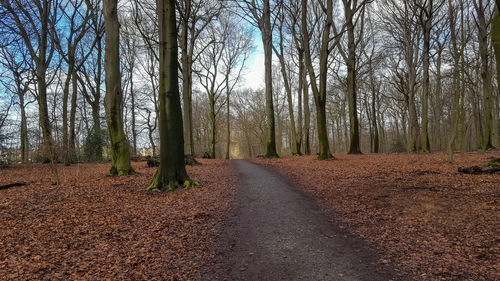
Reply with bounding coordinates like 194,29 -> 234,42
408,69 -> 420,152
368,57 -> 379,153
181,10 -> 194,155
262,0 -> 279,158
226,76 -> 231,159
493,4 -> 500,147
346,19 -> 361,154
477,2 -> 494,150
19,91 -> 29,163
302,0 -> 332,159
297,50 -> 304,155
447,0 -> 460,162
130,67 -> 137,156
421,6 -> 431,152
149,0 -> 191,191
103,0 -> 134,175
209,96 -> 216,158
69,70 -> 78,162
62,62 -> 72,165
274,20 -> 299,155
303,60 -> 311,155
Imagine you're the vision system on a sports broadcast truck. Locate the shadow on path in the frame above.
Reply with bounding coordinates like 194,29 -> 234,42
214,159 -> 394,281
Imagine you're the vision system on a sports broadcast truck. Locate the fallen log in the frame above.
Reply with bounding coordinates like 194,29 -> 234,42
458,158 -> 500,174
146,155 -> 201,168
0,182 -> 26,190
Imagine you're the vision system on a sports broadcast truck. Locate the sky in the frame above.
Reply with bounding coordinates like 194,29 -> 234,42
243,32 -> 265,90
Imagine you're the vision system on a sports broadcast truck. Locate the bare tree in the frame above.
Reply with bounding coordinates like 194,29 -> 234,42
0,40 -> 35,163
301,0 -> 340,159
54,0 -> 92,164
1,0 -> 61,182
236,0 -> 279,158
178,0 -> 221,156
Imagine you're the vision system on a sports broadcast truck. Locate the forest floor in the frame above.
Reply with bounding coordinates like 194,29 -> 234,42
0,159 -> 237,280
1,152 -> 498,281
254,151 -> 500,281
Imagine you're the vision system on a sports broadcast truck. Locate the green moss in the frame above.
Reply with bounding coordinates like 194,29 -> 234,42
487,158 -> 500,168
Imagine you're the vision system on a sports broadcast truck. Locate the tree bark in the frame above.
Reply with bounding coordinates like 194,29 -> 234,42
226,76 -> 231,159
493,4 -> 500,148
273,24 -> 299,155
209,95 -> 216,158
103,0 -> 135,175
420,1 -> 432,152
130,66 -> 137,156
346,17 -> 361,154
180,2 -> 194,155
297,50 -> 304,155
262,0 -> 279,158
148,0 -> 192,191
303,59 -> 311,155
19,89 -> 29,163
474,0 -> 494,150
447,0 -> 460,162
69,70 -> 78,162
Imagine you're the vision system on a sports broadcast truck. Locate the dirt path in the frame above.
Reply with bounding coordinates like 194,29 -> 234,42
215,160 -> 394,281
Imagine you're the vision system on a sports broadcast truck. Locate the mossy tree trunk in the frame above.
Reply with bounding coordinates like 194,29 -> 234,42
103,0 -> 135,175
149,0 -> 191,191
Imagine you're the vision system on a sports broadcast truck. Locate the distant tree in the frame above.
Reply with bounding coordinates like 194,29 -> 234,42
54,0 -> 92,165
1,0 -> 61,182
196,14 -> 252,159
272,5 -> 300,155
0,41 -> 34,163
103,0 -> 135,175
301,0 -> 336,159
336,0 -> 371,154
380,0 -> 421,153
221,16 -> 253,159
236,0 -> 279,158
78,0 -> 105,162
178,0 -> 221,156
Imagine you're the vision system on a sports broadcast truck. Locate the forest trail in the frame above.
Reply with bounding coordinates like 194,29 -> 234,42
215,160 -> 394,281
